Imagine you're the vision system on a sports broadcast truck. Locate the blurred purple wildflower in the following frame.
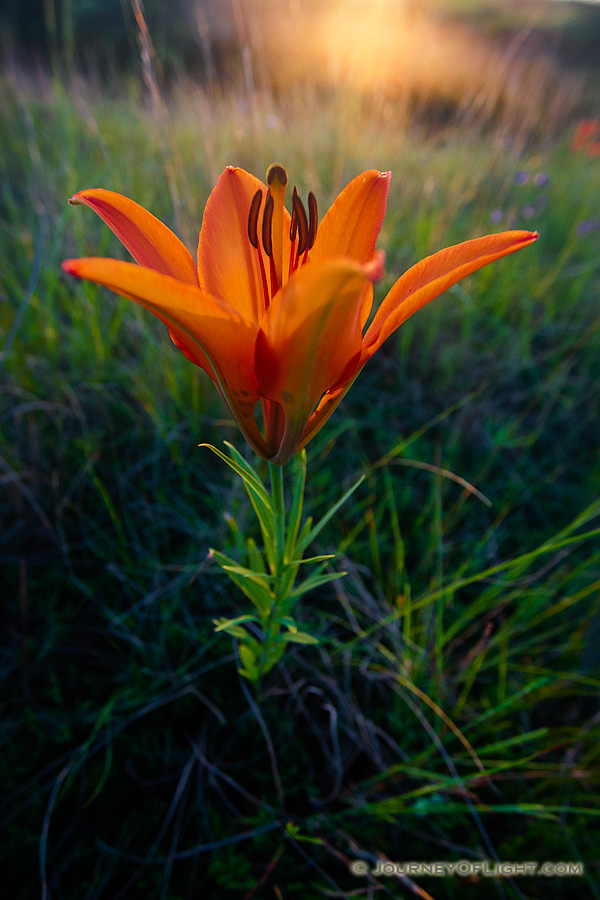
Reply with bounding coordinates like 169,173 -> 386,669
576,218 -> 599,237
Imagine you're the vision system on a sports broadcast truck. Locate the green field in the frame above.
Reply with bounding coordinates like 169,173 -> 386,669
2,3 -> 600,897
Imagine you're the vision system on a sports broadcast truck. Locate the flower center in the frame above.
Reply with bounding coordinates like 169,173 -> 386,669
247,164 -> 318,311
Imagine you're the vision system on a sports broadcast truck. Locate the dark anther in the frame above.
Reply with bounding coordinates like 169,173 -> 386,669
290,187 -> 298,242
307,191 -> 318,249
247,189 -> 263,249
262,191 -> 274,257
292,188 -> 309,255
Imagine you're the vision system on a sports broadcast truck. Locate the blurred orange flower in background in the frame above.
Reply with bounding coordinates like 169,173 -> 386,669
63,166 -> 538,463
572,119 -> 600,155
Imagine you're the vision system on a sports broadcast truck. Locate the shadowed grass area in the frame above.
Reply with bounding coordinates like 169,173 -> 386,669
1,51 -> 600,900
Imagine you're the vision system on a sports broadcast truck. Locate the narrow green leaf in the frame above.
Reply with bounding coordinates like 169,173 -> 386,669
281,631 -> 320,645
219,565 -> 272,581
238,667 -> 259,682
285,449 -> 307,562
247,496 -> 276,573
213,614 -> 259,632
217,624 -> 248,639
201,442 -> 276,569
247,537 -> 266,574
224,512 -> 245,557
225,442 -> 278,567
269,460 -> 286,574
287,554 -> 335,565
463,677 -> 551,733
211,549 -> 274,616
240,643 -> 258,669
279,562 -> 301,602
264,641 -> 287,668
285,822 -> 323,845
200,442 -> 270,505
296,475 -> 365,556
290,571 -> 347,598
297,517 -> 313,546
275,616 -> 298,631
211,550 -> 273,581
473,728 -> 549,756
281,555 -> 334,603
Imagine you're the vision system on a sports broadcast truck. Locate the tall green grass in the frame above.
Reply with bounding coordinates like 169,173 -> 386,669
1,40 -> 600,900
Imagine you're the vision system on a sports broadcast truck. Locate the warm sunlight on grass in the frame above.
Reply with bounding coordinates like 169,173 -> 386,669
259,0 -> 585,135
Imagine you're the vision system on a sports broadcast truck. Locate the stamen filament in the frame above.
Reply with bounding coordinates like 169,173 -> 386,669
269,254 -> 278,299
292,189 -> 309,256
257,243 -> 270,311
247,188 -> 270,312
289,189 -> 298,243
307,191 -> 318,249
252,169 -> 319,299
288,235 -> 297,280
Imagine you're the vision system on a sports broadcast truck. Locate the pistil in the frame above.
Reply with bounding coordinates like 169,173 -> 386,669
266,164 -> 288,292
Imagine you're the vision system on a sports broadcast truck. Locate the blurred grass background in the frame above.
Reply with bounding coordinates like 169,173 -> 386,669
1,1 -> 600,898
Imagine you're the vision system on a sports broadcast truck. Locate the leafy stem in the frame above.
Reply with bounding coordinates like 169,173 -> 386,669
205,443 -> 363,682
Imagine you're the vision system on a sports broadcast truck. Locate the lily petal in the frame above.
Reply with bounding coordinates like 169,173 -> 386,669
255,253 -> 384,464
197,166 -> 292,322
296,381 -> 355,454
62,258 -> 270,457
311,169 -> 391,331
363,230 -> 539,361
69,189 -> 198,285
311,170 -> 391,263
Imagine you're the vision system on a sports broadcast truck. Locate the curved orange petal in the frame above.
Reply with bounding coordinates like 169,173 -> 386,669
363,230 -> 539,362
311,170 -> 390,332
255,253 -> 384,464
197,166 -> 292,321
62,258 -> 270,458
295,380 -> 356,454
69,189 -> 198,285
311,170 -> 391,263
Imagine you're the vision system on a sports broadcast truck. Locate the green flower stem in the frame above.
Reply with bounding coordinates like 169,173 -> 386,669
206,442 -> 362,682
269,460 -> 286,577
255,461 -> 288,681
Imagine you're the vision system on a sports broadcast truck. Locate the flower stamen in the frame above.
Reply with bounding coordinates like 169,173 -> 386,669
260,190 -> 280,300
247,188 -> 270,313
307,191 -> 318,250
249,169 -> 320,300
262,190 -> 274,258
289,187 -> 299,278
289,189 -> 298,243
247,189 -> 262,249
292,188 -> 309,257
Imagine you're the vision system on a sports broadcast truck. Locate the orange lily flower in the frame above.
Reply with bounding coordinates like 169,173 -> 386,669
62,166 -> 538,464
